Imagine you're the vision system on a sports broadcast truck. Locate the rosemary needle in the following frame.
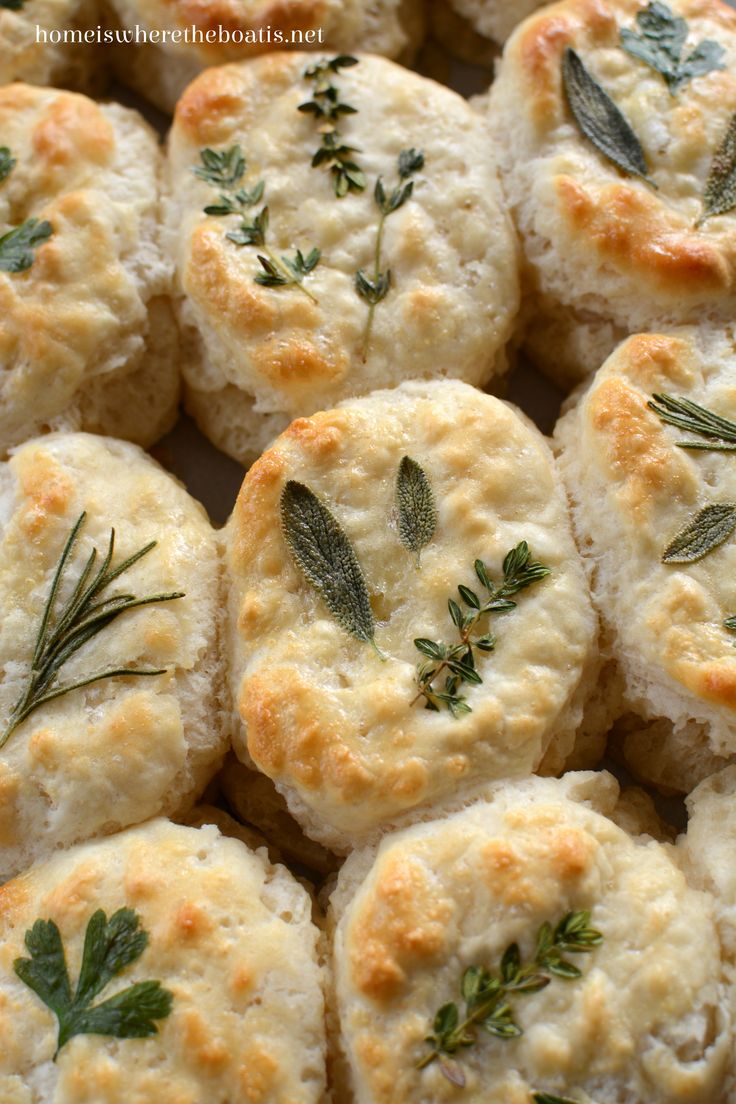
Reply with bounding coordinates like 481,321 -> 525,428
1,512 -> 184,749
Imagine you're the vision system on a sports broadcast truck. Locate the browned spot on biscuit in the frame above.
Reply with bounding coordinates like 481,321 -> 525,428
0,767 -> 22,851
17,452 -> 74,535
172,901 -> 213,941
32,94 -> 114,172
250,336 -> 346,393
186,226 -> 278,332
619,333 -> 695,390
0,868 -> 29,920
283,411 -> 346,459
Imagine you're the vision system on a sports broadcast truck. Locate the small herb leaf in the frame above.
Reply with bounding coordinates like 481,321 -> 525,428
300,56 -> 365,198
396,456 -> 436,566
0,218 -> 53,273
14,909 -> 173,1058
193,145 -> 246,189
281,481 -> 381,653
700,113 -> 736,223
0,0 -> 26,8
620,2 -> 724,93
562,47 -> 651,183
0,146 -> 15,184
662,503 -> 736,563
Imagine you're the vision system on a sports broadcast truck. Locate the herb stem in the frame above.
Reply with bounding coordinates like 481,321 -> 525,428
262,244 -> 319,303
361,211 -> 387,361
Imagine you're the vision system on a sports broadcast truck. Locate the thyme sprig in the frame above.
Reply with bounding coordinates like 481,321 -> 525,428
356,148 -> 424,360
195,146 -> 320,302
418,911 -> 602,1087
0,512 -> 184,749
299,55 -> 365,198
413,541 -> 549,716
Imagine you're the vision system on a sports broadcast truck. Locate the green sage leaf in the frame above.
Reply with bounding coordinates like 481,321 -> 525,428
700,112 -> 736,223
396,456 -> 436,566
662,503 -> 736,563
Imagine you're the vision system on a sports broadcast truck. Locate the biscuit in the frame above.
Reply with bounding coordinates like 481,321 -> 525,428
0,433 -> 227,882
429,0 -> 551,64
555,326 -> 736,789
224,380 -> 598,853
0,83 -> 179,458
0,818 -> 327,1103
330,773 -> 729,1103
103,0 -> 426,113
0,0 -> 98,89
488,0 -> 736,387
167,52 -> 520,464
683,766 -> 736,956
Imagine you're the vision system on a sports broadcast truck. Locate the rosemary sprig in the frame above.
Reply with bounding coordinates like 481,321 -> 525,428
413,541 -> 549,716
194,146 -> 320,302
649,393 -> 736,451
0,512 -> 184,749
0,146 -> 15,184
356,148 -> 424,360
299,55 -> 365,198
418,911 -> 602,1087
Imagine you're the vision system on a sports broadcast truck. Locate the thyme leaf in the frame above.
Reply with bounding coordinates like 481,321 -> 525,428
14,908 -> 173,1059
620,1 -> 724,93
418,912 -> 602,1084
193,145 -> 246,189
281,481 -> 384,657
396,456 -> 436,567
299,55 -> 365,198
661,503 -> 736,563
356,148 -> 424,359
413,541 -> 549,716
0,512 -> 184,749
0,146 -> 15,184
562,47 -> 652,184
0,218 -> 53,273
699,113 -> 736,224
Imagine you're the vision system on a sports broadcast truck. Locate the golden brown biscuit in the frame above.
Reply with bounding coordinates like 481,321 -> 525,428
224,380 -> 598,852
429,0 -> 551,63
0,433 -> 227,882
330,773 -> 729,1103
0,0 -> 98,88
0,818 -> 327,1103
0,83 -> 179,457
166,53 -> 520,464
103,0 -> 425,113
489,0 -> 736,386
556,326 -> 736,790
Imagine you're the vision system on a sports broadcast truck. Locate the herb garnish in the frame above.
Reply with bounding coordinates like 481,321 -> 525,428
0,512 -> 184,749
418,911 -> 602,1087
620,1 -> 724,94
194,146 -> 320,301
413,541 -> 549,716
280,480 -> 385,658
299,55 -> 365,198
650,393 -> 736,641
0,0 -> 26,8
356,148 -> 423,360
15,908 -> 173,1059
562,47 -> 653,185
0,217 -> 53,273
396,456 -> 436,568
532,1095 -> 579,1104
699,113 -> 736,224
0,146 -> 15,183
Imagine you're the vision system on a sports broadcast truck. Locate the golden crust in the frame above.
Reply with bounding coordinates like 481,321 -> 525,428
555,325 -> 736,760
332,775 -> 730,1104
0,819 -> 326,1103
489,0 -> 736,381
167,54 -> 519,463
0,433 -> 226,881
0,84 -> 177,455
224,381 -> 596,851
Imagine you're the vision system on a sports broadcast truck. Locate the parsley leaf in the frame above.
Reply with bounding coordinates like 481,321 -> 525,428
620,1 -> 725,94
14,908 -> 173,1058
0,146 -> 15,184
0,218 -> 53,273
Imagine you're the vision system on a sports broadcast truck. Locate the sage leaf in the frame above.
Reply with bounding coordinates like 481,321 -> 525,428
281,480 -> 382,654
620,2 -> 724,94
700,113 -> 736,224
562,47 -> 651,184
396,456 -> 436,566
662,503 -> 736,563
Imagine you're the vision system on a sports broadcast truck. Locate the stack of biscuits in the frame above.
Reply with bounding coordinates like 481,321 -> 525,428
1,1 -> 736,1101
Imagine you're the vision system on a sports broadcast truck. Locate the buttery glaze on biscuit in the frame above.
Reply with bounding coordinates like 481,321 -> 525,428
167,54 -> 520,463
224,381 -> 597,852
489,0 -> 736,385
0,433 -> 226,881
0,84 -> 178,456
0,819 -> 326,1103
556,325 -> 736,785
330,774 -> 730,1104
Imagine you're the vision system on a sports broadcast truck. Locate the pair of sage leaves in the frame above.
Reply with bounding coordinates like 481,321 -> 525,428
562,2 -> 736,222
